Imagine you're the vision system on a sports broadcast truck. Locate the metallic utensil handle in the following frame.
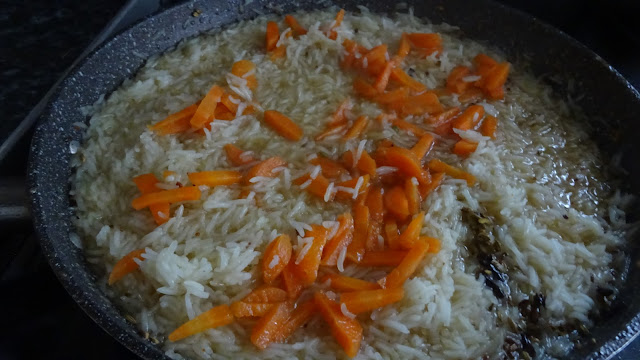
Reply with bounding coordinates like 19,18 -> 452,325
0,177 -> 30,222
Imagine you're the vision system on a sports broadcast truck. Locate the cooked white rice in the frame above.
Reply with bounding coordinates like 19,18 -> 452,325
71,8 -> 630,360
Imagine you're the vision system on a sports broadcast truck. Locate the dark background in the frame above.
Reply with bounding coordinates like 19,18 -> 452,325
0,0 -> 639,359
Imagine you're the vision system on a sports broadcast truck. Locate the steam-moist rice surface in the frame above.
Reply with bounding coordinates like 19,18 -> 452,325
72,8 -> 629,360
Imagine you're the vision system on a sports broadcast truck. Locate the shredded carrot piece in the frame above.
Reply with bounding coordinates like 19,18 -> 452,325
418,172 -> 444,198
243,286 -> 288,303
224,144 -> 255,166
341,39 -> 366,69
484,62 -> 510,90
340,287 -> 404,314
292,225 -> 329,285
374,146 -> 426,183
406,33 -> 442,55
316,123 -> 348,141
328,98 -> 353,126
108,249 -> 145,285
310,156 -> 349,178
149,104 -> 198,135
190,85 -> 224,129
474,53 -> 498,70
270,29 -> 292,60
231,60 -> 257,90
214,105 -> 235,121
231,302 -> 276,318
411,133 -> 435,160
335,175 -> 370,201
342,115 -> 369,140
346,204 -> 369,263
188,170 -> 243,187
453,140 -> 478,157
131,186 -> 201,210
428,159 -> 476,186
273,300 -> 317,343
251,302 -> 293,349
284,15 -> 307,36
168,305 -> 234,342
327,9 -> 345,40
400,92 -> 443,116
282,259 -> 305,299
265,21 -> 279,51
425,107 -> 461,125
293,173 -> 332,200
361,44 -> 388,75
405,178 -> 421,215
458,87 -> 484,104
480,114 -> 498,138
133,173 -> 170,225
322,273 -> 379,292
244,156 -> 287,184
342,150 -> 377,177
365,185 -> 384,250
314,292 -> 363,358
397,212 -> 425,249
374,87 -> 410,106
321,213 -> 355,266
424,236 -> 441,253
390,68 -> 426,92
353,77 -> 378,99
384,218 -> 400,250
384,185 -> 410,222
373,60 -> 396,93
451,104 -> 485,132
378,240 -> 430,289
263,110 -> 303,141
359,250 -> 407,267
446,65 -> 472,94
397,33 -> 411,60
262,235 -> 292,284
390,117 -> 428,137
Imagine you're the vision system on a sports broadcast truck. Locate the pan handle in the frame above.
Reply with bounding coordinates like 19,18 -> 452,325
0,177 -> 30,222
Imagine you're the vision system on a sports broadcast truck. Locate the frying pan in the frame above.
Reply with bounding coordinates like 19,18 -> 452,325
27,0 -> 640,358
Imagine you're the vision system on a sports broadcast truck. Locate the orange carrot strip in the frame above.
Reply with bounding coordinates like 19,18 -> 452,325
293,225 -> 329,285
480,114 -> 497,138
424,236 -> 441,253
108,249 -> 146,285
310,156 -> 349,178
133,174 -> 170,225
361,44 -> 388,75
231,60 -> 257,90
321,213 -> 355,266
293,173 -> 332,200
340,287 -> 404,314
224,144 -> 255,166
243,286 -> 288,303
231,302 -> 276,318
446,65 -> 471,94
411,133 -> 435,160
474,53 -> 498,70
316,123 -> 348,141
378,240 -> 430,289
149,203 -> 171,225
262,235 -> 292,284
314,292 -> 363,358
365,185 -> 384,250
282,260 -> 305,299
327,9 -> 345,40
266,21 -> 279,51
451,104 -> 485,132
149,104 -> 198,135
346,204 -> 369,263
418,172 -> 444,198
406,33 -> 442,55
353,77 -> 378,99
168,305 -> 234,342
384,218 -> 401,250
188,170 -> 242,187
453,140 -> 478,157
270,29 -> 291,60
342,115 -> 369,140
244,156 -> 287,184
390,68 -> 426,92
484,62 -> 510,90
374,87 -> 410,106
342,149 -> 377,177
341,39 -> 366,69
190,85 -> 224,129
132,186 -> 201,210
284,15 -> 307,36
328,98 -> 353,126
374,146 -> 426,183
400,92 -> 443,116
397,211 -> 425,249
458,87 -> 484,104
373,60 -> 396,93
428,159 -> 476,185
274,300 -> 317,343
359,250 -> 408,267
322,273 -> 379,292
263,110 -> 303,141
384,185 -> 410,221
390,117 -> 428,137
335,175 -> 370,201
425,107 -> 461,126
405,178 -> 421,215
397,33 -> 411,60
251,302 -> 293,349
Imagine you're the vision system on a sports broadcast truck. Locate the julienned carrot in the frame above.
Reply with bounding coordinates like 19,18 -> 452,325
374,60 -> 396,93
428,159 -> 476,186
168,305 -> 234,342
263,110 -> 303,141
328,98 -> 353,126
341,39 -> 366,69
335,175 -> 370,201
316,123 -> 348,141
361,44 -> 388,75
424,236 -> 441,253
378,240 -> 430,289
327,9 -> 345,40
411,133 -> 435,160
397,33 -> 411,60
108,249 -> 146,285
474,53 -> 498,70
314,292 -> 363,358
224,144 -> 255,166
484,62 -> 510,90
322,273 -> 379,292
374,87 -> 410,106
282,260 -> 304,299
188,170 -> 243,187
390,117 -> 428,137
446,66 -> 471,94
190,85 -> 224,129
133,174 -> 170,225
353,77 -> 378,99
293,173 -> 332,200
390,68 -> 426,92
321,213 -> 355,266
418,172 -> 444,198
270,29 -> 292,60
149,104 -> 198,135
365,185 -> 384,250
273,300 -> 317,343
245,156 -> 287,184
405,178 -> 421,215
310,156 -> 349,178
384,185 -> 410,221
406,33 -> 442,55
346,204 -> 369,263
425,107 -> 461,126
231,302 -> 276,318
451,105 -> 485,132
400,92 -> 443,116
132,186 -> 201,210
231,60 -> 257,90
340,287 -> 404,314
293,225 -> 329,285
397,212 -> 425,249
342,150 -> 377,177
480,115 -> 497,138
251,302 -> 293,349
262,235 -> 292,284
284,15 -> 307,36
453,140 -> 478,157
243,286 -> 288,303
384,219 -> 400,250
266,21 -> 279,52
374,146 -> 426,183
342,116 -> 369,140
458,87 -> 484,104
358,250 -> 408,267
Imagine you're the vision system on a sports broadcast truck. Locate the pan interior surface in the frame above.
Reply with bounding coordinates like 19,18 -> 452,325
29,0 -> 640,359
